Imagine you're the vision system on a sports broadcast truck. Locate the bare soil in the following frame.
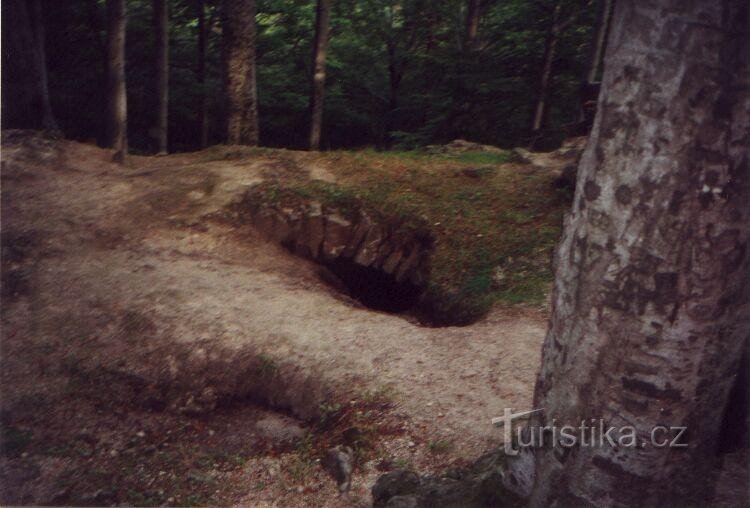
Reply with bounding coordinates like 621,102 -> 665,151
2,132 -> 743,506
0,132 -> 546,506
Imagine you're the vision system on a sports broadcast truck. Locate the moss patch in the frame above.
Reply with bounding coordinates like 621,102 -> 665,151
240,148 -> 568,324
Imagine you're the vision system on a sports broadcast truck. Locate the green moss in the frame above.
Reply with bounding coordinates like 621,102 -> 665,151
242,147 -> 567,324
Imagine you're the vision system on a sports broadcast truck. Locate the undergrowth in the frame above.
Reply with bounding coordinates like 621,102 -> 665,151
243,147 -> 568,324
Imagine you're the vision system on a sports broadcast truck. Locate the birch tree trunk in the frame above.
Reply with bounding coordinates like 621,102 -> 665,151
222,0 -> 259,146
106,0 -> 128,162
508,0 -> 750,506
152,0 -> 169,154
308,0 -> 331,151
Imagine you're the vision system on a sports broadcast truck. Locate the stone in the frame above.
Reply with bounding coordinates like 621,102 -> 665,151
294,202 -> 325,259
176,387 -> 218,415
386,495 -> 420,507
394,245 -> 422,282
354,224 -> 386,267
255,414 -> 306,447
372,452 -> 525,507
341,216 -> 371,258
321,213 -> 353,261
372,470 -> 422,506
323,445 -> 354,493
382,249 -> 404,275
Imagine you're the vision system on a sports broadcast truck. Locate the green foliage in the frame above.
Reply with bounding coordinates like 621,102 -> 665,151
41,0 -> 597,152
245,147 -> 567,323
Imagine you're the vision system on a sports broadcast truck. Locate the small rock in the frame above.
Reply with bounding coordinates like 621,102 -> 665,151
255,415 -> 306,447
386,495 -> 419,508
323,445 -> 354,493
372,469 -> 421,506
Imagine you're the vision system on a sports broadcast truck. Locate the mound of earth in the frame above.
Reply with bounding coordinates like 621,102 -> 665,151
0,131 -> 548,506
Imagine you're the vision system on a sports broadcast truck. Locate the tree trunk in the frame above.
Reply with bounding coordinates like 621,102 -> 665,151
507,1 -> 750,506
106,0 -> 128,162
529,2 -> 561,148
1,0 -> 57,131
576,0 -> 614,128
383,39 -> 402,148
30,0 -> 58,131
308,0 -> 331,151
464,0 -> 481,52
197,0 -> 209,148
152,0 -> 169,154
222,0 -> 259,146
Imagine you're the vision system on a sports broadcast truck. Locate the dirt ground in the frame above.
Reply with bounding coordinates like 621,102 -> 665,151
2,132 -> 745,507
0,132 -> 547,506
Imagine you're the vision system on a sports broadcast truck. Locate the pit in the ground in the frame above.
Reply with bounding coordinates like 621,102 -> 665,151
324,257 -> 423,313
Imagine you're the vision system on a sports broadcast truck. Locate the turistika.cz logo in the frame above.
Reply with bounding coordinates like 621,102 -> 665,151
491,408 -> 688,455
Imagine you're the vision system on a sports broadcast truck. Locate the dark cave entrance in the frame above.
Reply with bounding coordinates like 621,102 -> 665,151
324,257 -> 423,313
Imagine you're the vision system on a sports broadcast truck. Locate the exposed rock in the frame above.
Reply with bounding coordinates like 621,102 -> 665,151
372,469 -> 422,506
237,186 -> 432,288
422,139 -> 503,155
372,452 -> 524,507
255,414 -> 306,447
509,147 -> 533,164
323,445 -> 354,493
321,213 -> 353,261
385,495 -> 420,507
174,386 -> 218,415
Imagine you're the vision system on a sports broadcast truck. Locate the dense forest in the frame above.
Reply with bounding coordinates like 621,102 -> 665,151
1,0 -> 749,506
3,0 -> 608,154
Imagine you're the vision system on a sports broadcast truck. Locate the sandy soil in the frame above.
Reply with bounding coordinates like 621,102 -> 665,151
5,133 -> 742,506
1,132 -> 547,505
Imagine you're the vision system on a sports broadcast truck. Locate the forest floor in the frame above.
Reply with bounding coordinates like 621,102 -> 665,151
1,131 -> 745,507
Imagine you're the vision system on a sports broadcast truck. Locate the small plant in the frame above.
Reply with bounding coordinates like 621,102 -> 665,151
428,439 -> 454,454
393,457 -> 411,469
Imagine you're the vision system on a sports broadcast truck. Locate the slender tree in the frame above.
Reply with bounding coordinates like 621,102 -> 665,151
197,0 -> 209,148
529,0 -> 588,148
152,0 -> 169,154
106,0 -> 128,162
1,0 -> 58,131
30,0 -> 58,131
222,0 -> 259,146
463,0 -> 481,52
575,0 -> 614,129
506,0 -> 750,505
308,0 -> 332,151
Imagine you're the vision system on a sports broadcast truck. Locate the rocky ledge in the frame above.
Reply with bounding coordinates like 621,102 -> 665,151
233,182 -> 433,297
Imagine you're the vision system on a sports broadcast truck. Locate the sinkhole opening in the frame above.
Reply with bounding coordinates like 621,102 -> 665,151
324,257 -> 423,313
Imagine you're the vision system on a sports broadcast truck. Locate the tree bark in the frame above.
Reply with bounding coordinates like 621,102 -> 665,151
1,0 -> 58,131
152,0 -> 169,154
507,0 -> 750,506
106,0 -> 128,162
308,0 -> 331,151
197,0 -> 209,148
222,0 -> 259,146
